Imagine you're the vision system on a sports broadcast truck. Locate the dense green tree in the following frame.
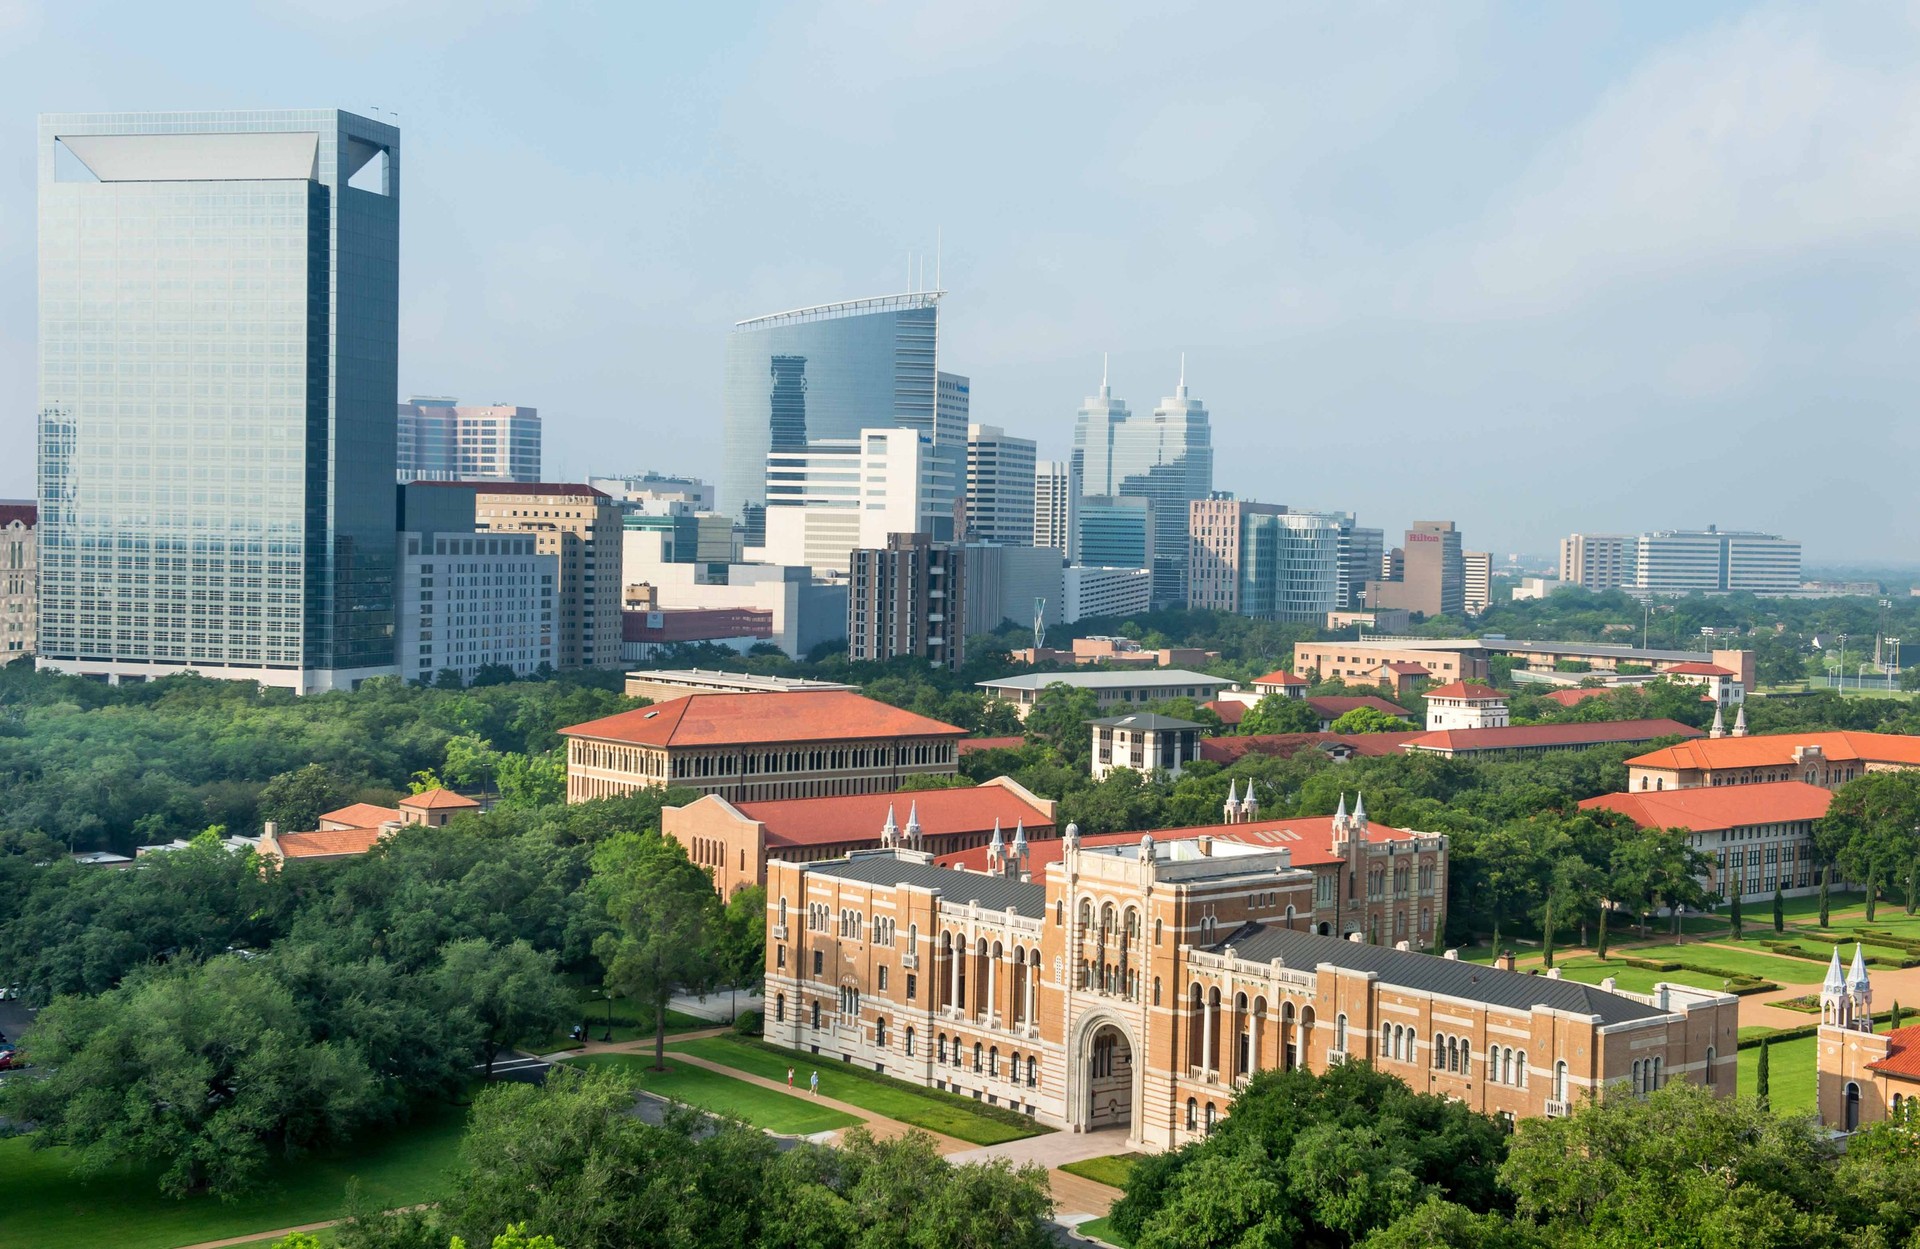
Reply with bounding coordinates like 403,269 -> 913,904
1020,683 -> 1102,765
258,762 -> 351,833
591,831 -> 724,1069
1360,1197 -> 1545,1249
1238,694 -> 1319,736
1330,705 -> 1414,734
1820,772 -> 1920,924
718,884 -> 768,1019
1,956 -> 385,1198
436,938 -> 574,1078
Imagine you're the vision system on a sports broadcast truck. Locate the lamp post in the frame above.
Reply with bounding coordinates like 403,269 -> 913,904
1837,634 -> 1847,692
601,988 -> 615,1043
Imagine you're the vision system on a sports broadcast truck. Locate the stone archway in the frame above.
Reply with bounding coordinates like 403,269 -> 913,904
1084,1022 -> 1134,1131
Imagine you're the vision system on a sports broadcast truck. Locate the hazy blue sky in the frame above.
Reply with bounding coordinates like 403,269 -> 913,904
3,1 -> 1917,562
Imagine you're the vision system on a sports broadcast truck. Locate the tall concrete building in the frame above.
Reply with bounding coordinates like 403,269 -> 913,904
1077,362 -> 1214,607
760,427 -> 942,574
396,397 -> 541,483
1188,495 -> 1340,622
37,110 -> 400,692
1331,515 -> 1383,611
1558,533 -> 1635,592
1075,496 -> 1153,571
722,292 -> 959,545
1367,521 -> 1465,620
1630,528 -> 1801,596
1033,460 -> 1075,555
409,482 -> 621,669
964,424 -> 1036,545
395,484 -> 556,684
1463,551 -> 1492,615
1,502 -> 36,661
848,533 -> 965,670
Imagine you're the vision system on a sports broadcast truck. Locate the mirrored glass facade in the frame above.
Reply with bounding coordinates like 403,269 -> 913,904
722,292 -> 954,545
36,110 -> 399,691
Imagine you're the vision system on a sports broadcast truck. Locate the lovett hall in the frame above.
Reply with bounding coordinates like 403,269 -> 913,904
764,797 -> 1737,1149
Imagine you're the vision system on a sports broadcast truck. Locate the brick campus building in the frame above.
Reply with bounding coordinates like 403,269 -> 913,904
764,801 -> 1735,1148
560,690 -> 965,804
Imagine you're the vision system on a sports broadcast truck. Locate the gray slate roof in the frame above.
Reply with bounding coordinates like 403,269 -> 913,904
806,854 -> 1046,919
1088,713 -> 1204,730
1209,923 -> 1667,1025
978,669 -> 1232,692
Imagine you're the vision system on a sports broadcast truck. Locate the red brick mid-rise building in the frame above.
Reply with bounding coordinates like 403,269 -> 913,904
765,810 -> 1736,1149
561,690 -> 965,803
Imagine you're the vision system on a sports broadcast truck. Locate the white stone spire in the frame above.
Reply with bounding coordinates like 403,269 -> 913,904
1733,705 -> 1748,737
1224,779 -> 1240,824
881,803 -> 898,848
1850,942 -> 1873,994
1242,782 -> 1259,820
987,818 -> 1005,869
1824,945 -> 1848,995
1353,791 -> 1368,829
905,800 -> 922,849
1710,705 -> 1726,739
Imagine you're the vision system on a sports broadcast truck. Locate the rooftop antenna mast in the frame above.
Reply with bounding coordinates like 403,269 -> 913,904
936,226 -> 942,290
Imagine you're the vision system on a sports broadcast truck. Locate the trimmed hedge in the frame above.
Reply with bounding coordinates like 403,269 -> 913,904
1618,956 -> 1775,993
1737,1022 -> 1820,1050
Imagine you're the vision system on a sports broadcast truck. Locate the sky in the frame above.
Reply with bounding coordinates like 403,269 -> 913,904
2,0 -> 1918,564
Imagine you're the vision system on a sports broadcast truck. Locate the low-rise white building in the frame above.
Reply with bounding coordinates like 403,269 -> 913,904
1063,565 -> 1152,622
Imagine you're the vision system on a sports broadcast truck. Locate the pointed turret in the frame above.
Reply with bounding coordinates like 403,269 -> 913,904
1710,705 -> 1726,739
1850,942 -> 1874,1029
1824,946 -> 1848,995
987,818 -> 1005,870
1353,791 -> 1369,831
1823,946 -> 1852,1029
1732,705 -> 1748,737
905,800 -> 922,850
1223,779 -> 1240,825
1242,782 -> 1259,820
880,803 -> 899,848
1010,819 -> 1028,875
1332,793 -> 1349,846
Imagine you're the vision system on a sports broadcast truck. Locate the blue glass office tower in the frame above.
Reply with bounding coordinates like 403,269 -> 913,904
1075,364 -> 1213,607
36,110 -> 400,692
722,292 -> 957,546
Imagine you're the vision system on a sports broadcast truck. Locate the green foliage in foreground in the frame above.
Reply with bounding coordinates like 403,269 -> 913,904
335,1067 -> 1055,1249
1107,1065 -> 1920,1249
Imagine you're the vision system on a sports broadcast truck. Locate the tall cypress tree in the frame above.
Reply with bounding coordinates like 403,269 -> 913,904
1773,884 -> 1785,933
1729,890 -> 1744,941
1542,899 -> 1555,970
1756,1038 -> 1771,1113
1868,865 -> 1881,924
1596,905 -> 1610,959
1820,865 -> 1832,929
1908,858 -> 1919,917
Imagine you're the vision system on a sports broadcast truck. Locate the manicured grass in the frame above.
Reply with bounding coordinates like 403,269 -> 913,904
537,992 -> 714,1050
1823,914 -> 1920,940
1059,1153 -> 1142,1190
672,1035 -> 1050,1146
0,1101 -> 467,1249
568,1053 -> 859,1135
1754,934 -> 1912,965
1779,891 -> 1868,918
1548,957 -> 1754,996
1076,1214 -> 1132,1247
1626,944 -> 1829,985
1738,1033 -> 1817,1117
1739,1025 -> 1783,1043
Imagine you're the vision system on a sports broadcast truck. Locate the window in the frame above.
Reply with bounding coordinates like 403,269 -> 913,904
938,1034 -> 948,1062
974,1042 -> 983,1072
1554,1060 -> 1567,1102
1704,1047 -> 1715,1086
878,966 -> 889,993
811,1001 -> 821,1030
777,946 -> 786,969
812,950 -> 824,976
776,994 -> 785,1023
1335,1014 -> 1348,1053
906,973 -> 917,1001
1186,1098 -> 1198,1131
1027,1056 -> 1037,1088
1204,1102 -> 1217,1133
905,1027 -> 915,1057
875,1017 -> 887,1048
1154,918 -> 1164,945
1153,977 -> 1162,1006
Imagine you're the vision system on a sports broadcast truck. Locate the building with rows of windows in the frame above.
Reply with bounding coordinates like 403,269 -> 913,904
763,806 -> 1735,1149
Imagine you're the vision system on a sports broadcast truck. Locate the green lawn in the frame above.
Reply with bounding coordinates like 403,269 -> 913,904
1738,1034 -> 1818,1117
1548,957 -> 1760,996
0,1102 -> 467,1249
1779,891 -> 1868,918
568,1053 -> 859,1135
1060,1154 -> 1142,1189
670,1036 -> 1050,1146
1753,934 -> 1912,965
1624,944 -> 1829,985
1821,914 -> 1920,940
536,990 -> 715,1050
1739,1025 -> 1784,1043
1076,1214 -> 1132,1247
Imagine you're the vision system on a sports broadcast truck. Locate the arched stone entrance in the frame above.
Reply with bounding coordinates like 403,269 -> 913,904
1084,1021 -> 1134,1131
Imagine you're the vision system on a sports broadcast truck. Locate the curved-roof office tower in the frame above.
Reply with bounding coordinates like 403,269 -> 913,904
1077,362 -> 1214,607
36,109 -> 400,693
722,292 -> 957,546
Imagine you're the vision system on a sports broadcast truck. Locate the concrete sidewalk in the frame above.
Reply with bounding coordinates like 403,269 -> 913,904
671,988 -> 763,1023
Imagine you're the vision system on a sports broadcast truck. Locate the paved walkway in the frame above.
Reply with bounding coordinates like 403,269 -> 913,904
670,988 -> 763,1023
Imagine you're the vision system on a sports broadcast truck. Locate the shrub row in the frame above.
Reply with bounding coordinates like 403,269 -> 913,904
1737,1022 -> 1820,1050
1617,956 -> 1775,993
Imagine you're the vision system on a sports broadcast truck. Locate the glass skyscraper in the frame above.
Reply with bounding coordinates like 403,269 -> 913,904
1075,364 -> 1213,607
36,110 -> 400,692
722,291 -> 957,545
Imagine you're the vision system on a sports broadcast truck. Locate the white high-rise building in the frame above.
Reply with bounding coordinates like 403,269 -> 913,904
1558,533 -> 1635,591
964,424 -> 1036,545
759,428 -> 942,574
1463,551 -> 1492,615
396,397 -> 542,483
398,530 -> 556,684
1629,528 -> 1801,596
1034,461 -> 1076,555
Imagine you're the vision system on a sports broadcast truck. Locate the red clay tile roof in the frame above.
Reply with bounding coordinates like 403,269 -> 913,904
1541,688 -> 1616,707
1252,669 -> 1308,686
1664,662 -> 1737,677
1868,1025 -> 1920,1080
562,691 -> 966,748
318,802 -> 401,828
400,788 -> 481,810
1579,781 -> 1832,832
1425,681 -> 1504,701
1406,718 -> 1701,754
1627,731 -> 1920,773
0,502 -> 35,528
957,736 -> 1027,754
1307,696 -> 1411,719
1206,700 -> 1248,726
1200,732 -> 1422,764
735,784 -> 1054,849
937,813 -> 1423,874
276,828 -> 385,859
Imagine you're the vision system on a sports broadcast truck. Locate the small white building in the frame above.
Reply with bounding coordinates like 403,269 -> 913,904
1089,712 -> 1205,780
1423,680 -> 1509,731
1664,661 -> 1746,707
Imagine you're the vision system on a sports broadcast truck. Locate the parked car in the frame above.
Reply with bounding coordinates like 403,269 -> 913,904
0,1051 -> 24,1071
0,984 -> 20,1001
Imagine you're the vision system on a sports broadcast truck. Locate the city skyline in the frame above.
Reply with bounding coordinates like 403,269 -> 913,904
1,4 -> 1917,562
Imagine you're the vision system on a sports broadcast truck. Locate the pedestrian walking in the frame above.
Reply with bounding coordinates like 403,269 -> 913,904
809,1070 -> 819,1097
787,1066 -> 795,1090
